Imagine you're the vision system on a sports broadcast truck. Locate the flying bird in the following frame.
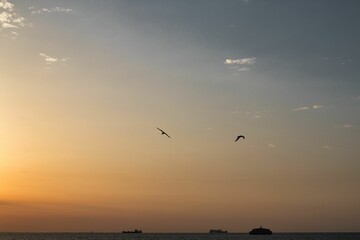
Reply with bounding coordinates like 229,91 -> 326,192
157,127 -> 171,138
235,135 -> 245,142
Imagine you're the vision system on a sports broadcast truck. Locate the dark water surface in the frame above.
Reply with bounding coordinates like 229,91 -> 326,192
0,233 -> 359,240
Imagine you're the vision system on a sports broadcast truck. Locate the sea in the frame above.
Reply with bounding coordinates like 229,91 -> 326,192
0,233 -> 359,240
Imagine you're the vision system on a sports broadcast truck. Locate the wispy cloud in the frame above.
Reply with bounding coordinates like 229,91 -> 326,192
0,0 -> 26,31
292,106 -> 309,112
268,143 -> 276,148
321,145 -> 331,150
224,57 -> 256,71
253,114 -> 260,119
0,0 -> 12,10
225,58 -> 256,65
232,108 -> 273,120
237,67 -> 250,71
292,105 -> 326,112
312,105 -> 324,109
29,6 -> 73,14
39,53 -> 69,64
320,145 -> 344,151
334,124 -> 353,129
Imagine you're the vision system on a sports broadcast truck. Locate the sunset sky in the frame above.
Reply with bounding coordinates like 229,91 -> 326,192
1,0 -> 360,233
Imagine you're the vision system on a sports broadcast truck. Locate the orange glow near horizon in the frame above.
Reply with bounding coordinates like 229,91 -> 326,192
1,0 -> 360,233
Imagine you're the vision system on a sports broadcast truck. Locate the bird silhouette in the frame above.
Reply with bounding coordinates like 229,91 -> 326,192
156,127 -> 171,138
235,135 -> 245,142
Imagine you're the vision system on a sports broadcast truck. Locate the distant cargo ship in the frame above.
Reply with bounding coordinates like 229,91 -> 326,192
209,229 -> 228,234
122,229 -> 142,234
249,226 -> 272,235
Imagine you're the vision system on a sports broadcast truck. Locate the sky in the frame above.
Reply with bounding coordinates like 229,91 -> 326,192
1,0 -> 360,233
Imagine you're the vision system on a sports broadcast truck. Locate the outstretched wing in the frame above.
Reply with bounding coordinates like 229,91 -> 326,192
164,132 -> 171,138
156,127 -> 164,133
156,127 -> 171,138
235,135 -> 245,142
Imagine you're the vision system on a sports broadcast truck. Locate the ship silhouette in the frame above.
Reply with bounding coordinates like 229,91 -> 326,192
122,229 -> 142,234
209,229 -> 228,234
249,226 -> 272,235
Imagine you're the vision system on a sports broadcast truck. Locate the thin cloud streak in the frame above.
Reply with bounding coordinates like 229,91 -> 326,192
0,200 -> 29,207
237,67 -> 250,71
312,105 -> 324,109
232,108 -> 273,119
292,106 -> 309,112
39,53 -> 69,64
292,105 -> 326,112
29,6 -> 73,14
321,145 -> 331,150
225,57 -> 256,71
225,57 -> 256,65
0,199 -> 117,212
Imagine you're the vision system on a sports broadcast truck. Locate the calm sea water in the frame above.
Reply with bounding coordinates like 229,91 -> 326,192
0,233 -> 359,240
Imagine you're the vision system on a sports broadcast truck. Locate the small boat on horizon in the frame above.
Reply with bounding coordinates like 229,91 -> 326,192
249,226 -> 272,235
122,229 -> 142,234
209,229 -> 228,234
